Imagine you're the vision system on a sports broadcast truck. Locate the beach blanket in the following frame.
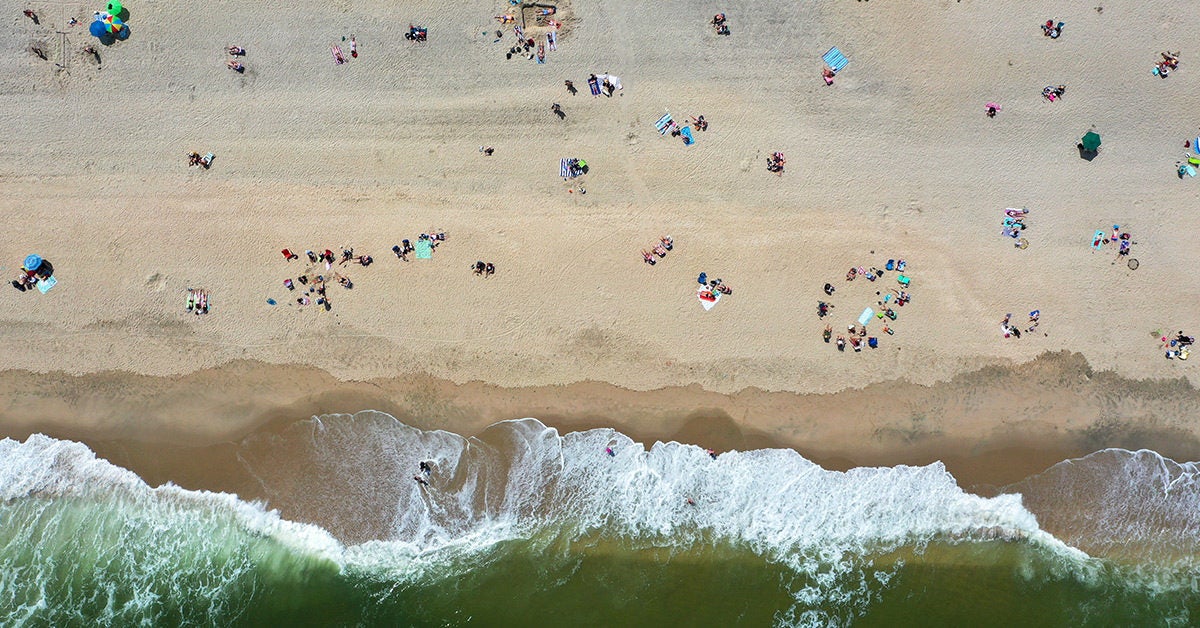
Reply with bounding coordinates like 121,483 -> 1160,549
597,74 -> 623,91
332,45 -> 346,65
561,157 -> 574,179
680,126 -> 695,145
547,31 -> 557,51
823,46 -> 848,73
588,77 -> 601,96
655,113 -> 674,135
415,239 -> 433,259
858,307 -> 874,326
36,275 -> 57,294
697,286 -> 720,311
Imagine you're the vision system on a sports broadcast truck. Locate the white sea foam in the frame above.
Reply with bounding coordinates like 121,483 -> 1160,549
5,416 -> 1189,626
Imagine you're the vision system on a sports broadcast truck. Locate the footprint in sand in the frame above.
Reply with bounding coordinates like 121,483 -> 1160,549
145,273 -> 166,292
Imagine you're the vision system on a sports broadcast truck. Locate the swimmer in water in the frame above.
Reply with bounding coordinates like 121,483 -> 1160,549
605,447 -> 615,457
686,498 -> 696,506
706,448 -> 717,460
419,461 -> 431,474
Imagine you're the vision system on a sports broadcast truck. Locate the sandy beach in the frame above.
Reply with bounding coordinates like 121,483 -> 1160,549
2,0 -> 1200,471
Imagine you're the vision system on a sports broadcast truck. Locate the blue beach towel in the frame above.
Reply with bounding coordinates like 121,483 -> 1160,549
415,239 -> 433,259
36,275 -> 57,294
823,47 -> 849,73
680,126 -> 694,145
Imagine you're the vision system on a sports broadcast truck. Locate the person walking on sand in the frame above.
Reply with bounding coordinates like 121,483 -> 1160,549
565,79 -> 576,95
23,9 -> 39,24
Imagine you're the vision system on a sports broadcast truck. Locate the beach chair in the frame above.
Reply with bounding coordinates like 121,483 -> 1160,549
822,46 -> 849,73
654,112 -> 674,135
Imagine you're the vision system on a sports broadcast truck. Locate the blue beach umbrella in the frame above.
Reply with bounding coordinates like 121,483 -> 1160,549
23,254 -> 42,271
89,20 -> 107,38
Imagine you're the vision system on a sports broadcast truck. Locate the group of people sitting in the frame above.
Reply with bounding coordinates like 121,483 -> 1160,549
1040,20 -> 1064,39
405,24 -> 428,42
1164,331 -> 1195,360
711,13 -> 730,36
767,151 -> 786,174
1042,85 -> 1066,102
641,236 -> 674,266
186,152 -> 213,168
225,46 -> 246,73
471,261 -> 497,277
1156,51 -> 1180,77
1001,311 -> 1040,339
829,324 -> 882,352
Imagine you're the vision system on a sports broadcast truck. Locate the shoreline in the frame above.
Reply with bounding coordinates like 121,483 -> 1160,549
2,351 -> 1197,496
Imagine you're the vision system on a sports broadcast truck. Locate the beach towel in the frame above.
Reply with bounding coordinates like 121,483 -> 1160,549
1092,230 -> 1105,249
655,113 -> 674,135
697,286 -> 720,311
680,126 -> 695,145
332,45 -> 346,65
561,157 -> 574,179
36,275 -> 57,294
858,307 -> 874,326
823,46 -> 849,73
588,77 -> 601,96
547,31 -> 557,51
415,239 -> 433,259
897,275 -> 910,286
1194,138 -> 1200,155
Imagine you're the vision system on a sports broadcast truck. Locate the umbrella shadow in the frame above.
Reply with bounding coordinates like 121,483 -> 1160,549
1077,144 -> 1098,161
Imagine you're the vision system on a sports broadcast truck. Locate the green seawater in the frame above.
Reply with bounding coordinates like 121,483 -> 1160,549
2,492 -> 1197,627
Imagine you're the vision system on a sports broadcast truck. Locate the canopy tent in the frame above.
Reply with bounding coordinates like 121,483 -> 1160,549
1081,131 -> 1101,152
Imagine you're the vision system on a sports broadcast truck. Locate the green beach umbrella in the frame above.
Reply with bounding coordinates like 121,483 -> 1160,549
1081,131 -> 1101,152
107,0 -> 123,15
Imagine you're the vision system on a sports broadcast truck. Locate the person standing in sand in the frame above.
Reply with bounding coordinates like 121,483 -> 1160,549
23,9 -> 39,24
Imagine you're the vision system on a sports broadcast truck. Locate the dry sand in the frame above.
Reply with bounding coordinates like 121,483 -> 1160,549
1,0 -> 1199,479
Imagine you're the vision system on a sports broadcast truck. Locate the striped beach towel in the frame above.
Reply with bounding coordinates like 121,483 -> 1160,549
561,158 -> 571,179
822,46 -> 848,73
654,112 -> 674,135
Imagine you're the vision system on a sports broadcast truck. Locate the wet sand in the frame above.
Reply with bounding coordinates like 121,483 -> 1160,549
2,351 -> 1198,498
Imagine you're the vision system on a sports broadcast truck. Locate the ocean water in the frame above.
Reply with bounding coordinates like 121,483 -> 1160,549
2,411 -> 1199,626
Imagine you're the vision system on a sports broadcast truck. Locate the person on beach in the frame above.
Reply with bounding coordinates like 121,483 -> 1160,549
473,261 -> 485,275
349,36 -> 358,58
31,47 -> 46,60
227,59 -> 245,73
836,335 -> 846,351
228,46 -> 246,56
419,461 -> 431,474
84,46 -> 100,64
187,152 -> 202,167
23,9 -> 39,24
565,79 -> 576,95
413,475 -> 429,486
823,325 -> 832,343
551,103 -> 564,119
485,262 -> 495,277
480,145 -> 495,156
660,236 -> 673,251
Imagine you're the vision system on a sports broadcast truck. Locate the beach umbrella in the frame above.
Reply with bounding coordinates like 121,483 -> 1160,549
22,254 -> 42,272
106,0 -> 123,15
89,19 -> 107,37
1081,131 -> 1101,152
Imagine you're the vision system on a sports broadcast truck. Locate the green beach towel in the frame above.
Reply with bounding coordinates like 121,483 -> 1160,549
415,239 -> 433,259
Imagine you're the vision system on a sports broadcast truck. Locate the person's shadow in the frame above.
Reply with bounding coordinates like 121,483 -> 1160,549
566,83 -> 577,96
554,108 -> 566,120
